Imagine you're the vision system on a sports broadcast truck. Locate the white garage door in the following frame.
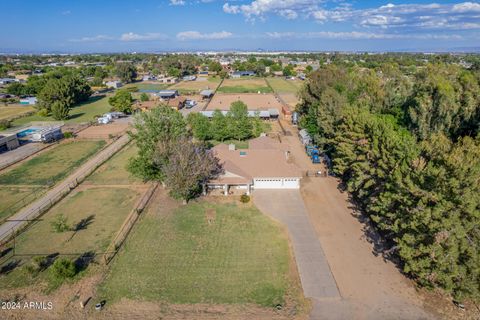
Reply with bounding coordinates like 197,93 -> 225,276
254,178 -> 284,189
254,178 -> 300,189
283,178 -> 300,189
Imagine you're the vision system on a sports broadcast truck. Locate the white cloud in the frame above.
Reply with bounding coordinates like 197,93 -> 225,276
452,2 -> 480,12
224,1 -> 480,31
120,32 -> 167,41
61,10 -> 71,16
170,0 -> 185,5
176,31 -> 233,40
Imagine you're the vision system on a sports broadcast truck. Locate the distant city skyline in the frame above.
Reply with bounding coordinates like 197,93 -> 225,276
2,0 -> 480,53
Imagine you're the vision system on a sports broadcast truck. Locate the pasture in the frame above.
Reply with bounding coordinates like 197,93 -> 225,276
266,77 -> 302,94
0,140 -> 105,185
0,106 -> 35,121
169,77 -> 221,94
218,77 -> 272,94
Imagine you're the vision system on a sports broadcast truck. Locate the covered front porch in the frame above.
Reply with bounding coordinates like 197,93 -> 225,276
204,183 -> 252,196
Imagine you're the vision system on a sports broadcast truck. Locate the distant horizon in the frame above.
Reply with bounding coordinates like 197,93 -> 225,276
2,1 -> 480,53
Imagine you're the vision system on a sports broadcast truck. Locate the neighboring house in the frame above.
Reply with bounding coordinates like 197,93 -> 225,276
0,134 -> 20,152
155,90 -> 178,99
157,76 -> 178,84
0,78 -> 18,85
207,137 -> 301,195
183,75 -> 196,81
31,126 -> 63,143
105,80 -> 123,89
142,75 -> 156,81
166,97 -> 187,110
19,97 -> 37,105
231,71 -> 256,78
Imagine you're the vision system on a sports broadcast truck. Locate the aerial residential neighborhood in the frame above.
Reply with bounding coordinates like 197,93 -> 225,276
1,1 -> 480,320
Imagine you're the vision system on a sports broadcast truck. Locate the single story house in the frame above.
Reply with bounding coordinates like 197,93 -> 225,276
166,97 -> 187,110
207,139 -> 301,195
19,97 -> 37,105
231,71 -> 256,78
0,78 -> 18,85
105,80 -> 123,89
199,110 -> 275,120
183,75 -> 197,81
157,76 -> 178,84
0,134 -> 20,152
155,90 -> 179,99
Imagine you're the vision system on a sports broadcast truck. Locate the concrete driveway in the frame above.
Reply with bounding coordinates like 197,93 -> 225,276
253,190 -> 340,299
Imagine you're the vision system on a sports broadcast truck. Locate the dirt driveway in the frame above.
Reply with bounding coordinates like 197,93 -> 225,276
276,120 -> 439,320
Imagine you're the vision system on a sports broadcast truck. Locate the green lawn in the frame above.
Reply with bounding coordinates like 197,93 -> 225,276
209,140 -> 249,149
266,77 -> 302,94
99,201 -> 293,307
12,96 -> 112,126
0,140 -> 105,185
85,143 -> 140,185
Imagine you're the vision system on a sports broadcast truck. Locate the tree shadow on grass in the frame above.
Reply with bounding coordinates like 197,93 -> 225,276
0,259 -> 20,275
74,251 -> 96,273
67,215 -> 95,243
67,112 -> 86,120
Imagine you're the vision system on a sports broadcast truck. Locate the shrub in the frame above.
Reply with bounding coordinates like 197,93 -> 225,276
63,132 -> 74,139
51,214 -> 71,233
50,258 -> 76,279
240,194 -> 250,203
0,119 -> 11,130
37,109 -> 49,117
25,256 -> 48,275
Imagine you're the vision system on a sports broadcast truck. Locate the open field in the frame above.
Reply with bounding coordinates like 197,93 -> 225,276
218,77 -> 272,94
0,106 -> 35,121
207,93 -> 283,111
266,77 -> 303,94
76,123 -> 129,140
0,140 -> 105,185
12,96 -> 112,126
0,187 -> 141,290
170,77 -> 221,93
98,199 -> 299,308
126,82 -> 171,91
85,143 -> 140,185
0,186 -> 44,222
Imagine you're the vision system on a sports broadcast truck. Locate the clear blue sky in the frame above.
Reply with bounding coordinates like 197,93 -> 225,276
1,0 -> 480,52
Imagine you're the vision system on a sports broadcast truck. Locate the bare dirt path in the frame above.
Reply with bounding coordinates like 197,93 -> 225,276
278,120 -> 439,320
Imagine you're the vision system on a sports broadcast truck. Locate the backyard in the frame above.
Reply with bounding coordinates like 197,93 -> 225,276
11,95 -> 112,126
218,77 -> 272,94
98,200 -> 303,309
266,77 -> 302,94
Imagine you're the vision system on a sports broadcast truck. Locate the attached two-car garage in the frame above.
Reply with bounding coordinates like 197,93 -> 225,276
253,177 -> 300,189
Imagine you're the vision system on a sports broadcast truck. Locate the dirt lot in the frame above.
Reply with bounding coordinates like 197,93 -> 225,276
207,93 -> 283,111
76,123 -> 129,140
279,93 -> 300,109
